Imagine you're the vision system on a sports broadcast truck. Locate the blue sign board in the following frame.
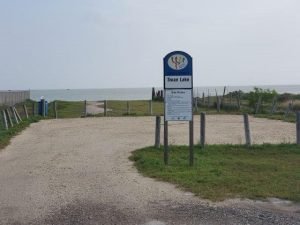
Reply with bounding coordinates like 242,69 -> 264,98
164,51 -> 193,89
164,51 -> 193,121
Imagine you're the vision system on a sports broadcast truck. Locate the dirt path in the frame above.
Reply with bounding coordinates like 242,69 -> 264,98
0,116 -> 299,225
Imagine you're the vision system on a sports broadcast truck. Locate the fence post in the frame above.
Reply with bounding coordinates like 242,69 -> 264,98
200,112 -> 206,148
270,96 -> 277,114
5,109 -> 13,127
14,107 -> 22,122
243,114 -> 251,146
216,96 -> 221,112
189,120 -> 194,166
149,100 -> 153,115
32,102 -> 35,116
127,101 -> 130,115
11,107 -> 19,124
164,121 -> 168,165
54,101 -> 58,119
236,91 -> 241,110
23,104 -> 29,119
2,110 -> 8,130
255,96 -> 262,114
297,112 -> 300,145
104,100 -> 107,116
84,100 -> 87,117
155,116 -> 161,148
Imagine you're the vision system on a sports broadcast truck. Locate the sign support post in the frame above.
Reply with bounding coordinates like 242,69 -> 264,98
163,51 -> 194,166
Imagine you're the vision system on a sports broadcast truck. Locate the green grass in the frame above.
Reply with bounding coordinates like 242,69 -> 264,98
106,100 -> 164,116
48,101 -> 85,118
0,116 -> 41,150
130,144 -> 300,202
255,113 -> 296,123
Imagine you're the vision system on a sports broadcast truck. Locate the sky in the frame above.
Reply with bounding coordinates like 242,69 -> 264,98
0,0 -> 300,90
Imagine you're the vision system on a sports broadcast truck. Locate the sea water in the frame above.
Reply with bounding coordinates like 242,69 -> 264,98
30,85 -> 300,101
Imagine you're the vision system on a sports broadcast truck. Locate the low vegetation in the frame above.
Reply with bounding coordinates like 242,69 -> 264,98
0,116 -> 41,150
130,144 -> 300,202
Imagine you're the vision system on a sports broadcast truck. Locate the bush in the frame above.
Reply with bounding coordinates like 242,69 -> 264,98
247,87 -> 277,108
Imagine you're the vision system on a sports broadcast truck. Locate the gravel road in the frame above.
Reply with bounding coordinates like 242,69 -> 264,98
0,116 -> 299,225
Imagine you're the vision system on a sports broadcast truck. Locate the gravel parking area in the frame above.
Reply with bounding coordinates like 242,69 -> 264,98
0,116 -> 299,225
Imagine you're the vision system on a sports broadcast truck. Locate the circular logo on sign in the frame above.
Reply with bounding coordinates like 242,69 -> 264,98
167,54 -> 188,70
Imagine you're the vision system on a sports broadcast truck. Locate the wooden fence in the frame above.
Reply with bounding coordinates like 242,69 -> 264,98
0,90 -> 30,106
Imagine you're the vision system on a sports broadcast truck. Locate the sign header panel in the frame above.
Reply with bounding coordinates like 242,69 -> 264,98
165,89 -> 192,121
164,75 -> 192,89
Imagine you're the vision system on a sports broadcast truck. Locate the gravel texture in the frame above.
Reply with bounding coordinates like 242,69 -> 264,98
0,116 -> 299,225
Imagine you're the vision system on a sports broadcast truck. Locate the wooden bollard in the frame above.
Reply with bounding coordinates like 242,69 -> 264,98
164,121 -> 168,165
243,114 -> 251,146
200,112 -> 206,148
5,109 -> 13,127
155,116 -> 161,148
23,104 -> 29,119
2,110 -> 8,130
297,112 -> 300,145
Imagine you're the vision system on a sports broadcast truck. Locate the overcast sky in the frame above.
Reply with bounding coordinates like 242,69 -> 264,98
0,0 -> 299,89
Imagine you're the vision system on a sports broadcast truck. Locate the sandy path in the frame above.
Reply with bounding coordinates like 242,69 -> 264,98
0,116 -> 299,225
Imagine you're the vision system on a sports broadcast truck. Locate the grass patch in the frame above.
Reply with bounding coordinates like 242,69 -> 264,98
106,100 -> 164,116
48,101 -> 85,118
130,144 -> 300,202
0,116 -> 41,150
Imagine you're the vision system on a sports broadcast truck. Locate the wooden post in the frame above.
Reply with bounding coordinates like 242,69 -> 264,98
5,109 -> 13,127
207,91 -> 210,108
127,101 -> 130,115
221,86 -> 226,106
83,100 -> 87,117
189,120 -> 194,166
54,101 -> 58,119
200,112 -> 206,148
164,120 -> 168,165
23,104 -> 29,119
215,89 -> 220,112
149,100 -> 153,115
155,116 -> 161,148
243,114 -> 251,146
255,96 -> 262,114
202,92 -> 205,105
2,110 -> 8,130
32,102 -> 35,116
216,96 -> 221,112
14,107 -> 22,122
236,91 -> 241,110
194,98 -> 198,112
11,107 -> 19,124
104,100 -> 107,116
270,96 -> 277,114
284,102 -> 292,119
297,112 -> 300,145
